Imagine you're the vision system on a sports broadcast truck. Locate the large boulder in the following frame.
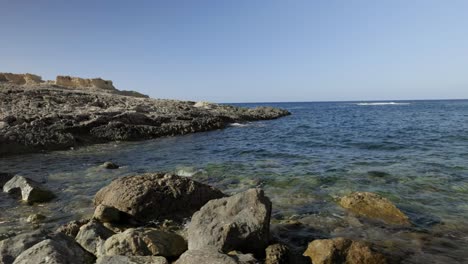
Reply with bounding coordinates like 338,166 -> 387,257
187,188 -> 272,256
303,238 -> 386,264
75,220 -> 115,256
175,249 -> 256,264
3,175 -> 55,203
96,255 -> 168,264
0,230 -> 48,264
339,192 -> 410,226
13,233 -> 94,264
102,228 -> 187,258
94,173 -> 225,222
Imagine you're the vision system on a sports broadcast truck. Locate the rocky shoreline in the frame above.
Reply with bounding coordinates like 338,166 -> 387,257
0,73 -> 290,156
0,172 -> 402,264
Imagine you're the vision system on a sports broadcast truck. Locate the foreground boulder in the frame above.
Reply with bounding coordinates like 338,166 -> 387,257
94,173 -> 225,222
187,188 -> 272,256
96,255 -> 168,264
75,220 -> 115,256
102,228 -> 187,258
13,233 -> 94,264
3,175 -> 55,203
0,230 -> 48,264
175,249 -> 257,264
303,237 -> 386,264
339,192 -> 410,226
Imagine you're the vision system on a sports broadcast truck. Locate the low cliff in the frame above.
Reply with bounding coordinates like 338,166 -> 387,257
0,73 -> 43,85
55,76 -> 116,90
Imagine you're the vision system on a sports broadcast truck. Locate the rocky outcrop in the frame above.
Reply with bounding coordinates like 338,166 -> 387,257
0,73 -> 43,85
0,82 -> 289,156
187,188 -> 272,256
339,192 -> 410,226
94,173 -> 225,223
96,255 -> 168,264
0,230 -> 48,264
303,237 -> 387,264
12,233 -> 95,264
56,76 -> 116,91
175,249 -> 257,264
3,175 -> 55,203
101,228 -> 187,258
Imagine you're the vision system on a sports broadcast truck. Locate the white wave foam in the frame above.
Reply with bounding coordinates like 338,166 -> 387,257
229,122 -> 250,127
356,102 -> 410,106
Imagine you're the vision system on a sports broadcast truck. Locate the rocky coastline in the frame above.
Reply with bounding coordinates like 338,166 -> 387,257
0,73 -> 290,156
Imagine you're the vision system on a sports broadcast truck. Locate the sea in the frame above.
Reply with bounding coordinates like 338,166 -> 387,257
1,100 -> 468,262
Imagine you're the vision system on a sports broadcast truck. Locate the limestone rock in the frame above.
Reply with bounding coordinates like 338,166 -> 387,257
56,76 -> 116,91
265,244 -> 290,264
175,249 -> 257,264
3,175 -> 55,203
303,237 -> 386,264
93,204 -> 122,223
194,101 -> 218,109
0,73 -> 43,85
187,188 -> 272,256
96,255 -> 168,264
26,214 -> 46,223
13,233 -> 95,264
102,228 -> 187,258
0,230 -> 48,264
339,192 -> 410,226
75,220 -> 115,256
102,161 -> 119,169
94,173 -> 225,223
56,219 -> 89,238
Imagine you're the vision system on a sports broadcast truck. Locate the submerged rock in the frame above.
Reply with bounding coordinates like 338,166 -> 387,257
96,255 -> 168,264
187,188 -> 272,256
303,237 -> 386,264
175,249 -> 257,264
0,229 -> 48,264
3,175 -> 55,203
12,233 -> 95,264
94,173 -> 225,223
339,192 -> 410,226
75,220 -> 115,256
102,228 -> 187,258
102,162 -> 119,169
26,214 -> 46,224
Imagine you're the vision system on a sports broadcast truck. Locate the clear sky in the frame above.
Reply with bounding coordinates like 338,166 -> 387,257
1,0 -> 468,102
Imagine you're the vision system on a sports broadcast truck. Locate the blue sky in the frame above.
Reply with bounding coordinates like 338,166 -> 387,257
1,0 -> 468,102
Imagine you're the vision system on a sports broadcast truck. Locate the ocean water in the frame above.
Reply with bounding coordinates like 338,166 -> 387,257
1,100 -> 468,262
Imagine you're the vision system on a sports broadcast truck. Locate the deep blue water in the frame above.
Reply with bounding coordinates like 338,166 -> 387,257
2,100 -> 468,262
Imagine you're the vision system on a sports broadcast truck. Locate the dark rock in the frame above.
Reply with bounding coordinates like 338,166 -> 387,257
303,237 -> 387,264
0,173 -> 14,188
94,173 -> 225,223
3,175 -> 55,204
265,244 -> 290,264
12,233 -> 95,264
187,188 -> 272,256
0,229 -> 48,264
102,162 -> 119,169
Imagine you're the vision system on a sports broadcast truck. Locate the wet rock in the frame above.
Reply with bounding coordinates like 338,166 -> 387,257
339,192 -> 410,226
94,173 -> 225,223
0,229 -> 48,264
187,188 -> 272,256
93,204 -> 122,223
75,220 -> 115,256
13,233 -> 95,264
0,232 -> 16,242
265,244 -> 290,264
175,249 -> 256,264
3,175 -> 55,203
56,219 -> 89,238
102,162 -> 119,169
0,173 -> 14,188
96,255 -> 168,264
102,228 -> 187,258
303,237 -> 386,264
26,213 -> 46,223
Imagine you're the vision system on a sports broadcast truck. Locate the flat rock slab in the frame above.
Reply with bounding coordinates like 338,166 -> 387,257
339,192 -> 410,226
3,175 -> 55,203
94,173 -> 225,223
187,188 -> 272,256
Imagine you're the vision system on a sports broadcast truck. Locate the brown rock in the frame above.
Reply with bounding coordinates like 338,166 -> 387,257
265,243 -> 290,264
94,173 -> 225,223
339,192 -> 410,226
303,237 -> 386,264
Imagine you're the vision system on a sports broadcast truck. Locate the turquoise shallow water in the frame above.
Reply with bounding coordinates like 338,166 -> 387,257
1,100 -> 468,262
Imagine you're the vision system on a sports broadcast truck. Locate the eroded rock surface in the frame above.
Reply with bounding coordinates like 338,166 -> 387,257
175,249 -> 257,264
3,175 -> 55,203
75,220 -> 115,256
0,81 -> 289,156
0,230 -> 48,264
94,173 -> 225,223
187,188 -> 272,256
96,255 -> 168,264
339,192 -> 410,226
